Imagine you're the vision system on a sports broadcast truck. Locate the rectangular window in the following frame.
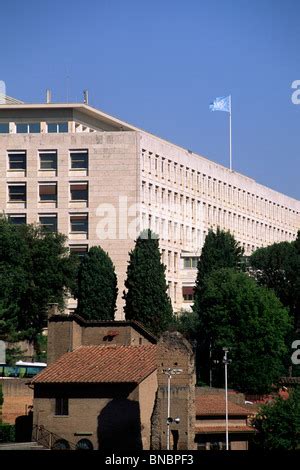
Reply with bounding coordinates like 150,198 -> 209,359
39,184 -> 57,202
70,183 -> 88,201
69,245 -> 88,258
39,215 -> 57,232
55,398 -> 68,416
183,257 -> 198,269
70,214 -> 88,233
8,214 -> 26,225
47,122 -> 68,133
39,151 -> 57,170
70,150 -> 88,169
8,184 -> 26,202
8,151 -> 26,170
16,123 -> 40,133
0,123 -> 9,133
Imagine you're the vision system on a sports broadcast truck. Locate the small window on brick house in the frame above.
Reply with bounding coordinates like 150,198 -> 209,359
55,398 -> 68,416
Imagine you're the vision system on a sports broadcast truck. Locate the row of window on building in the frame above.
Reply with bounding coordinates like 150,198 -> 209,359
142,181 -> 200,220
0,122 -> 68,134
141,212 -> 201,247
3,149 -> 88,171
7,213 -> 88,234
0,122 -> 96,134
201,204 -> 295,242
141,210 -> 294,249
6,182 -> 88,204
141,149 -> 299,224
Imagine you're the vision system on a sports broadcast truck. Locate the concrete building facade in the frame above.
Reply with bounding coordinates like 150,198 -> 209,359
0,99 -> 300,315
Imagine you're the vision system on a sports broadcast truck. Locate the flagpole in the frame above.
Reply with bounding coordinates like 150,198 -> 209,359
229,95 -> 232,171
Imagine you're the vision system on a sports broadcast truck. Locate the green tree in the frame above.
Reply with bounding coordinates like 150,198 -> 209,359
123,230 -> 173,336
193,228 -> 244,314
0,217 -> 78,345
252,387 -> 300,450
76,246 -> 118,320
195,268 -> 291,394
171,310 -> 200,343
249,239 -> 300,330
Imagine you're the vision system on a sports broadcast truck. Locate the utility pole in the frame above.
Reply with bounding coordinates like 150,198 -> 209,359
163,368 -> 182,450
223,348 -> 230,450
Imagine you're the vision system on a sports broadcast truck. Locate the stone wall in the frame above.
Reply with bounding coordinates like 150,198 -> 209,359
0,379 -> 33,424
151,331 -> 196,450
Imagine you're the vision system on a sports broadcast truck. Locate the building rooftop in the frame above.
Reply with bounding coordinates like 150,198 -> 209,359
195,394 -> 252,417
31,344 -> 157,384
1,97 -> 299,206
195,424 -> 255,434
0,95 -> 24,105
48,313 -> 157,344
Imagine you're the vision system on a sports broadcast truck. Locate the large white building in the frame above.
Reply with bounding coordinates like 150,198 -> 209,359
0,95 -> 299,316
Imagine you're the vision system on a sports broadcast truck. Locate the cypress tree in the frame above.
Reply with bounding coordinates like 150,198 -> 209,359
123,230 -> 173,336
76,246 -> 118,320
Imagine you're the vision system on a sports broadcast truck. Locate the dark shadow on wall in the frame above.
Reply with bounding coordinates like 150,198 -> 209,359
15,412 -> 33,442
97,398 -> 143,451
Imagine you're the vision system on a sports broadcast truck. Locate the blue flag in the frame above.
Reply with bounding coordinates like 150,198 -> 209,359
210,95 -> 231,113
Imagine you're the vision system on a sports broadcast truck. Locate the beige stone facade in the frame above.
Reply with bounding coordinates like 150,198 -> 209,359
1,101 -> 299,315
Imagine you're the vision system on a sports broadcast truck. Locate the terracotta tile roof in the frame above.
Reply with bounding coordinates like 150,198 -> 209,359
195,424 -> 255,434
196,395 -> 252,416
32,345 -> 157,384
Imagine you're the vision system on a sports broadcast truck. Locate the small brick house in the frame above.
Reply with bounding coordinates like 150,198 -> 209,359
30,312 -> 196,450
32,344 -> 157,450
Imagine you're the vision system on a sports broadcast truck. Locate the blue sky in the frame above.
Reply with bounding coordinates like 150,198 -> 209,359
1,0 -> 300,199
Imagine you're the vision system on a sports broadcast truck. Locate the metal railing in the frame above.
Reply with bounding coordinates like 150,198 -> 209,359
32,424 -> 77,450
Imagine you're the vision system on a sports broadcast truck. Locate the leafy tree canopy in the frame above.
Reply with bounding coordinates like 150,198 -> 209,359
193,228 -> 244,314
0,217 -> 78,344
195,268 -> 291,394
252,387 -> 300,450
249,236 -> 300,330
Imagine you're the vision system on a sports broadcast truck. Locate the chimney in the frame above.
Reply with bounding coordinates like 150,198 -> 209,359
83,90 -> 89,104
46,89 -> 51,103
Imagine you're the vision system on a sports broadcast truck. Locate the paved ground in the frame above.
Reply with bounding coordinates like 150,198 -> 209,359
0,441 -> 48,450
